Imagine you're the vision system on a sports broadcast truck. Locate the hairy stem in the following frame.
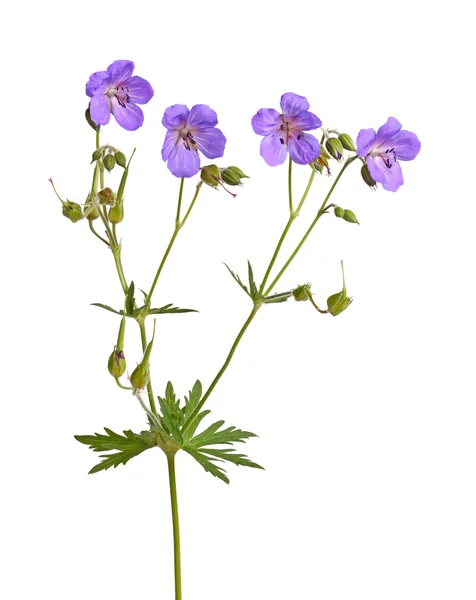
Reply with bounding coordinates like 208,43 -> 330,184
167,454 -> 182,600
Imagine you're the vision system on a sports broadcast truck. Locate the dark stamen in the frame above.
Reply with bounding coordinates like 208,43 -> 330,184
279,138 -> 285,144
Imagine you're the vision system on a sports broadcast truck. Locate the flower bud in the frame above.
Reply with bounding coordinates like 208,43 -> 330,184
326,261 -> 352,316
293,284 -> 312,302
130,321 -> 156,391
200,164 -> 221,188
334,206 -> 345,218
91,148 -> 102,163
338,133 -> 356,152
325,138 -> 344,161
98,187 -> 116,206
109,202 -> 124,223
108,349 -> 126,377
361,163 -> 377,189
115,151 -> 127,168
103,154 -> 116,172
85,108 -> 99,131
343,209 -> 359,224
84,194 -> 99,221
221,166 -> 249,186
62,200 -> 83,223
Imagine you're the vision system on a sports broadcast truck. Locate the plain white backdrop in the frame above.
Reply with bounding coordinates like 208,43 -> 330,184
1,1 -> 475,598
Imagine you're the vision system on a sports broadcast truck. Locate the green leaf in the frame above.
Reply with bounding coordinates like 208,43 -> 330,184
126,281 -> 135,315
247,261 -> 258,299
188,421 -> 257,448
157,382 -> 183,444
75,428 -> 157,474
148,304 -> 198,315
183,447 -> 231,484
224,263 -> 251,298
200,447 -> 264,470
262,291 -> 293,304
91,303 -> 124,315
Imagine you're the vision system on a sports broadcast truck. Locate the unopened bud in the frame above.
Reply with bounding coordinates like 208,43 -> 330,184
108,349 -> 126,377
343,209 -> 359,224
326,261 -> 352,316
98,187 -> 116,206
91,148 -> 102,163
221,166 -> 249,186
130,320 -> 156,391
62,200 -> 83,223
361,163 -> 377,189
85,108 -> 99,131
109,201 -> 124,223
115,151 -> 127,168
103,154 -> 116,172
338,133 -> 356,152
334,206 -> 345,218
292,284 -> 312,302
84,194 -> 99,221
200,164 -> 221,187
325,138 -> 344,161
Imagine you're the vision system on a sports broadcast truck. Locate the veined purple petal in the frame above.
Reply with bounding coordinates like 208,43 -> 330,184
107,60 -> 135,84
288,133 -> 320,165
375,117 -> 402,147
251,108 -> 280,135
89,94 -> 111,126
387,130 -> 421,161
294,111 -> 322,132
86,71 -> 109,97
193,128 -> 226,159
187,104 -> 218,129
111,99 -> 144,131
163,104 -> 189,130
366,155 -> 403,192
126,76 -> 154,104
167,144 -> 201,178
356,128 -> 377,157
162,130 -> 180,161
280,93 -> 310,117
260,134 -> 288,166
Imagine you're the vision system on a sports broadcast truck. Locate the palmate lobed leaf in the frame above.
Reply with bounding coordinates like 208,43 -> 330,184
188,421 -> 258,449
75,428 -> 157,474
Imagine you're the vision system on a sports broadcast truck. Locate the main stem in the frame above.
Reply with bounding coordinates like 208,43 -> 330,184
138,319 -> 157,415
167,454 -> 182,600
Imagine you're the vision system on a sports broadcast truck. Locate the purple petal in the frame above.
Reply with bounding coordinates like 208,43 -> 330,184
126,76 -> 154,105
111,99 -> 144,131
187,104 -> 218,129
280,93 -> 310,117
251,108 -> 281,135
387,130 -> 421,161
356,128 -> 377,157
260,134 -> 288,166
294,110 -> 322,132
162,130 -> 180,161
167,145 -> 201,178
89,94 -> 111,126
86,71 -> 109,97
163,104 -> 189,130
193,127 -> 226,159
288,133 -> 320,165
375,117 -> 402,147
366,155 -> 404,192
107,60 -> 135,84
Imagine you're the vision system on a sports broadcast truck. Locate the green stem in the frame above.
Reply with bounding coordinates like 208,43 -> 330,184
288,157 -> 293,215
138,319 -> 157,415
146,181 -> 202,305
182,303 -> 261,435
88,219 -> 110,246
167,453 -> 182,600
264,156 -> 357,296
259,167 -> 315,294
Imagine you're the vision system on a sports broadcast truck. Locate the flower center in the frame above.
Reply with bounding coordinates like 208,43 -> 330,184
107,83 -> 131,109
372,147 -> 397,169
277,116 -> 300,145
180,128 -> 198,152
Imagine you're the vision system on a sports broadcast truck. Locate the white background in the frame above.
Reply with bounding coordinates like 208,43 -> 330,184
1,1 -> 475,598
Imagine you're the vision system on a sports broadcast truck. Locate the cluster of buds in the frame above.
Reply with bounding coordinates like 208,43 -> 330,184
333,206 -> 359,224
200,165 -> 249,197
91,145 -> 127,172
325,132 -> 356,162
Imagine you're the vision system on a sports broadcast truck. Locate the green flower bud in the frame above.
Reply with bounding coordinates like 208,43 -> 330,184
221,166 -> 249,186
103,154 -> 116,172
334,206 -> 345,218
108,349 -> 126,377
325,137 -> 344,161
109,201 -> 124,223
326,261 -> 352,316
343,209 -> 359,224
361,163 -> 377,189
84,195 -> 99,221
130,321 -> 156,391
97,187 -> 116,206
200,164 -> 221,187
85,108 -> 99,131
293,284 -> 312,302
338,133 -> 356,152
91,148 -> 102,163
115,151 -> 127,168
62,200 -> 83,223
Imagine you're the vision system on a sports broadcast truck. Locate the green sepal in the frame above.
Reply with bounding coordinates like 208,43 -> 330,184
126,281 -> 136,315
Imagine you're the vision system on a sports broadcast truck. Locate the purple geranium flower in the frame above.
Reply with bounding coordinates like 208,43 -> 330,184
86,60 -> 154,131
251,93 -> 322,166
161,104 -> 226,178
356,117 -> 421,192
